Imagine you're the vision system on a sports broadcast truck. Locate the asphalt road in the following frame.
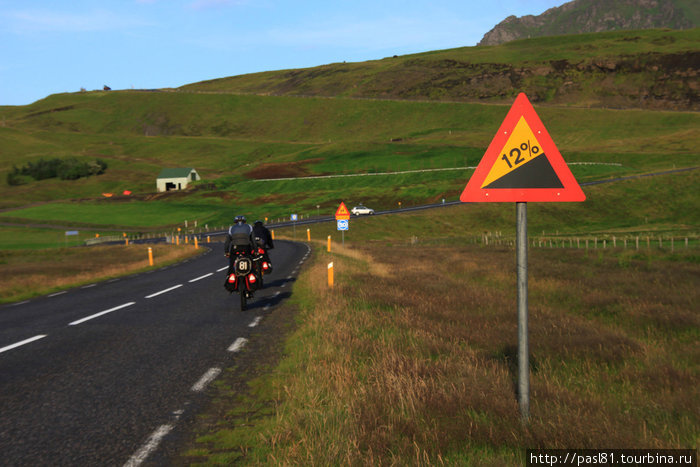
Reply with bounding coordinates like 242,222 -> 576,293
0,240 -> 310,466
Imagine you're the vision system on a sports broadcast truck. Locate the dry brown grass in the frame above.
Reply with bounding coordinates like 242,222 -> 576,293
0,243 -> 203,303
185,242 -> 698,465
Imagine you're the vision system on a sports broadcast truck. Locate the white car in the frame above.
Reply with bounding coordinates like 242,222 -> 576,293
351,205 -> 374,216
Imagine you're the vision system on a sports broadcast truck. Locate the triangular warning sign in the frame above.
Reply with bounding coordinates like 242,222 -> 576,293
335,202 -> 351,220
461,93 -> 585,202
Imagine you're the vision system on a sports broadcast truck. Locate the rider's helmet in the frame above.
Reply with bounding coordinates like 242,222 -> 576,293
234,215 -> 247,224
254,220 -> 264,226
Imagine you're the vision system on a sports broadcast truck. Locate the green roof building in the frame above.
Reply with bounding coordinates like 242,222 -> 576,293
156,168 -> 200,192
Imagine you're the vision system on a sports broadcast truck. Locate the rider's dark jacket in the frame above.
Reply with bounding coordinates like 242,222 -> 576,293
253,224 -> 274,249
224,223 -> 257,254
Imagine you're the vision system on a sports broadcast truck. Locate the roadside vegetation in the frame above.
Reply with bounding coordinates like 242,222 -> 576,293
0,243 -> 203,304
180,227 -> 698,465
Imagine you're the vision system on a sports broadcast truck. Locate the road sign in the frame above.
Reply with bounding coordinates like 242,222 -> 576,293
291,214 -> 298,221
337,219 -> 349,231
460,93 -> 585,203
335,202 -> 350,220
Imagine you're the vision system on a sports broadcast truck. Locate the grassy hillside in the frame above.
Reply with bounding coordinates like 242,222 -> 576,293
0,28 -> 697,241
1,90 -> 697,219
181,28 -> 700,110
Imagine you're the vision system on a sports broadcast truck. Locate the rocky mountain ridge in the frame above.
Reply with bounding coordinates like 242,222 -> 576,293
479,0 -> 698,45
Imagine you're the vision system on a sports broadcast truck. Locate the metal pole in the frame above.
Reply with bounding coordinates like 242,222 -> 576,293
516,202 -> 529,423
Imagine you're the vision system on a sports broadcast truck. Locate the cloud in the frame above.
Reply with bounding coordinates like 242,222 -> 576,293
3,8 -> 152,34
187,0 -> 247,10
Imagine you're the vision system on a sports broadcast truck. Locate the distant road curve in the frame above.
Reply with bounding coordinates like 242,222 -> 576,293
0,167 -> 695,236
259,166 -> 698,230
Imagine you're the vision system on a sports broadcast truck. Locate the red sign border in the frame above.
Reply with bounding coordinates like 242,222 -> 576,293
460,93 -> 585,203
335,201 -> 350,220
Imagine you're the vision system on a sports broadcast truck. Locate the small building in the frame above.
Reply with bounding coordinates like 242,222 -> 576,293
156,168 -> 200,192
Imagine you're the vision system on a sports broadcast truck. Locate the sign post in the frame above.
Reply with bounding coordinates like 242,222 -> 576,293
460,93 -> 585,423
516,202 -> 528,419
291,213 -> 298,239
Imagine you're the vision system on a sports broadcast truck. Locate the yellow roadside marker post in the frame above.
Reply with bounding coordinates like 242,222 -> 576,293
307,228 -> 311,241
148,247 -> 154,266
328,262 -> 334,288
327,235 -> 331,252
194,236 -> 199,249
271,230 -> 275,240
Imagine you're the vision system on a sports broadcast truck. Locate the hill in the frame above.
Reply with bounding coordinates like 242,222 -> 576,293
478,0 -> 699,46
181,28 -> 700,111
0,28 -> 698,232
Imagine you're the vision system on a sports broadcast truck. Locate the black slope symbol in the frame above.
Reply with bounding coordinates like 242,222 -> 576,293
483,154 -> 564,189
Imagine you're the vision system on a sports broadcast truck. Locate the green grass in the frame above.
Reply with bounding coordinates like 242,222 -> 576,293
1,92 -> 696,217
0,225 -> 118,249
0,200 -> 227,229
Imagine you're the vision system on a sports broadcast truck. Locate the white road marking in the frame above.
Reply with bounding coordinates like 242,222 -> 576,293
228,337 -> 248,352
10,300 -> 30,307
48,291 -> 67,297
188,272 -> 213,283
274,291 -> 281,297
191,367 -> 221,392
248,316 -> 262,328
145,284 -> 183,299
123,424 -> 173,467
69,302 -> 135,326
0,335 -> 48,354
216,266 -> 228,272
263,304 -> 271,311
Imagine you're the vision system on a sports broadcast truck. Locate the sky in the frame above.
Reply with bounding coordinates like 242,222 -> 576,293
0,0 -> 567,106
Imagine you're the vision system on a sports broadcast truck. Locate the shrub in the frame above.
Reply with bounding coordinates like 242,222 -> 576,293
6,157 -> 108,185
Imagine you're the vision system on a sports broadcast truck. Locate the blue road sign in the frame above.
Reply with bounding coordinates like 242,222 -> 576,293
337,219 -> 349,231
291,214 -> 298,221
